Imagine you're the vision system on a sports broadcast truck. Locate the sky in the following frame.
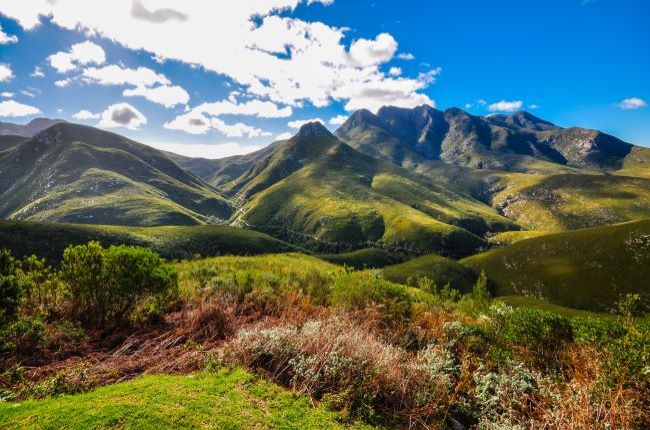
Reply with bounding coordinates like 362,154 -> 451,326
0,0 -> 648,158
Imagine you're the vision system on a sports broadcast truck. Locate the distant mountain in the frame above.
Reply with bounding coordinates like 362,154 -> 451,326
335,105 -> 636,171
0,118 -> 66,137
224,122 -> 517,256
0,123 -> 232,226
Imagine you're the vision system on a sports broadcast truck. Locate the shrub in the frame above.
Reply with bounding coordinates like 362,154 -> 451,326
60,242 -> 178,329
458,271 -> 490,316
19,255 -> 61,317
571,317 -> 626,346
0,315 -> 47,354
223,317 -> 451,425
0,249 -> 22,324
493,309 -> 573,367
331,271 -> 413,323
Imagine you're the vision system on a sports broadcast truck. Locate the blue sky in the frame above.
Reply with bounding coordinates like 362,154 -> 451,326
0,0 -> 648,158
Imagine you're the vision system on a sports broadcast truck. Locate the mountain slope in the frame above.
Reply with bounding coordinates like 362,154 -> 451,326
0,123 -> 232,226
0,118 -> 66,137
228,123 -> 517,257
335,105 -> 635,172
461,219 -> 650,311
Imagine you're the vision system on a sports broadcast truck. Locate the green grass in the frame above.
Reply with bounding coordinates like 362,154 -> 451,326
497,296 -> 616,319
231,133 -> 516,257
490,172 -> 650,231
381,254 -> 478,293
461,219 -> 650,311
0,368 -> 370,430
0,220 -> 295,264
487,230 -> 551,246
0,123 -> 232,226
319,248 -> 396,269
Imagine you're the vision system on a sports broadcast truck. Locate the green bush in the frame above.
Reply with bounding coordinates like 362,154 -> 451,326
571,317 -> 626,346
60,242 -> 178,329
0,249 -> 23,324
331,270 -> 412,323
495,309 -> 573,366
603,317 -> 650,391
0,315 -> 47,354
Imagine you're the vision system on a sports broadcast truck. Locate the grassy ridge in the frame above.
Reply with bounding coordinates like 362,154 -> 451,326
0,220 -> 294,263
319,248 -> 397,269
381,254 -> 478,293
461,219 -> 650,311
0,368 -> 368,430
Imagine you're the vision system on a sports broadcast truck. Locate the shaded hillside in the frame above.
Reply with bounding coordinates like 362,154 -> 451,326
0,123 -> 233,226
461,219 -> 650,311
228,123 -> 516,257
0,220 -> 294,264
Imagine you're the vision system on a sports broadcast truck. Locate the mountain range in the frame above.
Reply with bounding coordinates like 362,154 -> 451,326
2,106 -> 650,256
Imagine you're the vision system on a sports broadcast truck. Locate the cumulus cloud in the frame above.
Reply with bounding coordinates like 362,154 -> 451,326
0,64 -> 13,82
0,1 -> 437,113
165,93 -> 288,135
288,118 -> 325,128
0,23 -> 18,44
54,79 -> 71,87
123,84 -> 189,108
349,33 -> 398,66
98,102 -> 147,130
388,67 -> 402,76
329,115 -> 348,126
397,53 -> 415,60
48,41 -> 105,73
30,67 -> 45,78
1,92 -> 14,98
82,64 -> 169,87
488,100 -> 523,112
275,132 -> 294,141
618,97 -> 647,110
131,1 -> 188,24
72,109 -> 100,120
147,141 -> 264,159
0,99 -> 41,117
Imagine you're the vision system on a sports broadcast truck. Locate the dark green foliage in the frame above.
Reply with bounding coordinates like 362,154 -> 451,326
60,242 -> 178,329
0,249 -> 22,323
496,309 -> 573,365
571,317 -> 627,346
603,318 -> 650,392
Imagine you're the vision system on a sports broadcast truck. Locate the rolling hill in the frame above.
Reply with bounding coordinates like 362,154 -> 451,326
0,220 -> 294,263
0,123 -> 233,226
0,117 -> 66,137
226,122 -> 517,257
461,219 -> 650,311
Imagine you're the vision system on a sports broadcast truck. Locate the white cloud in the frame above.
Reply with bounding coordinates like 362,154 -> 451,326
329,114 -> 348,126
30,66 -> 45,78
488,100 -> 523,112
82,64 -> 168,87
349,33 -> 397,66
528,104 -> 540,110
0,64 -> 13,82
98,102 -> 147,130
48,41 -> 105,73
397,53 -> 415,60
123,84 -> 189,108
288,118 -> 325,128
165,93 -> 289,135
618,97 -> 647,110
275,132 -> 294,141
388,67 -> 402,76
1,92 -> 14,98
147,141 -> 264,159
20,89 -> 37,98
464,103 -> 473,110
54,79 -> 71,87
0,1 -> 437,113
72,109 -> 100,120
0,23 -> 18,44
0,100 -> 41,117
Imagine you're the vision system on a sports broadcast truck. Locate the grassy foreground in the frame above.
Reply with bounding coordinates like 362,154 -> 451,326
0,368 -> 368,430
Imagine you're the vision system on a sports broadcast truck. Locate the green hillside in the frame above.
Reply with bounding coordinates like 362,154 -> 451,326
0,123 -> 232,226
382,253 -> 478,293
0,220 -> 294,263
319,247 -> 397,269
461,219 -> 650,311
0,369 -> 368,430
230,123 -> 517,257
